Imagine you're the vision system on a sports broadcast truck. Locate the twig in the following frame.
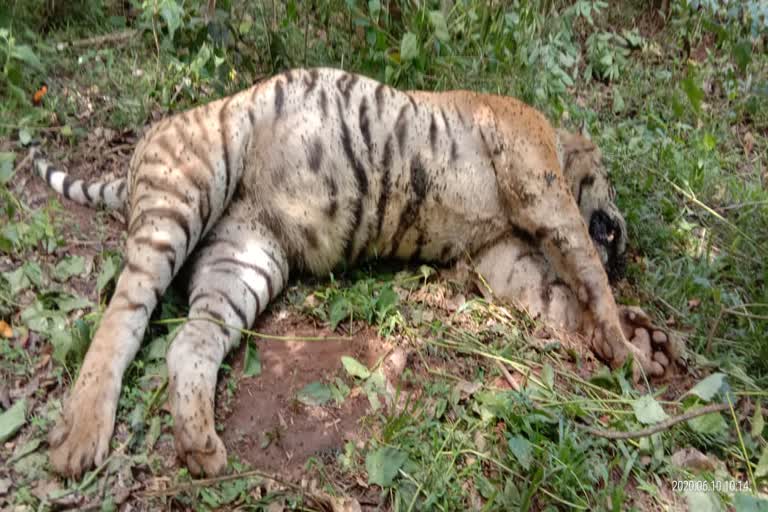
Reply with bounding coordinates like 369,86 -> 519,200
55,29 -> 138,51
726,394 -> 757,492
495,360 -> 522,391
138,469 -> 297,498
13,151 -> 33,174
578,402 -> 731,439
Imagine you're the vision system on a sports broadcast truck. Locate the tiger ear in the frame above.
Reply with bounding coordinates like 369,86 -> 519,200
560,129 -> 595,154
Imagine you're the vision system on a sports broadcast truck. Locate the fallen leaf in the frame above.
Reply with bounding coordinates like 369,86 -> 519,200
296,381 -> 332,406
671,447 -> 718,472
743,131 -> 755,156
0,320 -> 11,338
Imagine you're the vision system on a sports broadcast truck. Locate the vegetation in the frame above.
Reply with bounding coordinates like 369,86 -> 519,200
0,0 -> 767,510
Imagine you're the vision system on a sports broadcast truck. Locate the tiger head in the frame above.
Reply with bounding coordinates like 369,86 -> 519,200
558,129 -> 628,282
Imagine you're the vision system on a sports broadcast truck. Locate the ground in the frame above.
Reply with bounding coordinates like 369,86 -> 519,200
0,1 -> 767,511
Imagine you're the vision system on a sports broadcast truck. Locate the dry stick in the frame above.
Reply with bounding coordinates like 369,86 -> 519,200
137,469 -> 330,509
495,360 -> 522,391
578,402 -> 731,440
55,29 -> 138,51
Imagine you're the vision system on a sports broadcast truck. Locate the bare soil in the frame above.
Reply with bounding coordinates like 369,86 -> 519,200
221,310 -> 392,479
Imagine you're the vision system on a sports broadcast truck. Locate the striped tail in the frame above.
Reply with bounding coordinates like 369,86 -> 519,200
31,147 -> 127,210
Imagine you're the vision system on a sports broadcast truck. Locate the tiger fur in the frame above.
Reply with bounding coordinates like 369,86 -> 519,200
32,67 -> 680,478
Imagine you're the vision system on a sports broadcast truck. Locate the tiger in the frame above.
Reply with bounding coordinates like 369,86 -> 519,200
30,67 -> 680,478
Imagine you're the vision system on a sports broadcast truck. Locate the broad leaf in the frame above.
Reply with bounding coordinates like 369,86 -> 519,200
752,401 -> 764,439
52,255 -> 86,281
507,435 -> 532,470
341,356 -> 370,379
400,32 -> 419,62
732,494 -> 768,512
96,255 -> 120,292
296,381 -> 332,406
687,373 -> 727,401
429,11 -> 449,42
0,152 -> 15,185
755,445 -> 768,478
0,399 -> 27,443
686,407 -> 727,435
633,395 -> 668,425
366,446 -> 407,486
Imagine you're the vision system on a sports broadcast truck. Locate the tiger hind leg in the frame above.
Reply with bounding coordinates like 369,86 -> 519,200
167,215 -> 288,476
49,201 -> 197,477
473,235 -> 681,375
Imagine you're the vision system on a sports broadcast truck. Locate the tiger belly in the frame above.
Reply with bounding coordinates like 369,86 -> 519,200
238,69 -> 511,274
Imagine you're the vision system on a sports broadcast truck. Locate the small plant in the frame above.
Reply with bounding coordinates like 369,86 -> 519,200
0,28 -> 43,104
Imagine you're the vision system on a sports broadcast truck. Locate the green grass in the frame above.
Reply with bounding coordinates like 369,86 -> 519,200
1,0 -> 767,510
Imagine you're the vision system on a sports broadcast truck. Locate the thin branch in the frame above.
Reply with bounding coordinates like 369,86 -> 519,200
55,29 -> 138,51
578,402 -> 731,439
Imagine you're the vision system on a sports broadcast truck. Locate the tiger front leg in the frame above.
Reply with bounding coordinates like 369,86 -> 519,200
167,217 -> 288,476
488,128 -> 665,378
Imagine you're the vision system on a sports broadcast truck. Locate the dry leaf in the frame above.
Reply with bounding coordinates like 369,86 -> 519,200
743,131 -> 755,157
0,320 -> 12,339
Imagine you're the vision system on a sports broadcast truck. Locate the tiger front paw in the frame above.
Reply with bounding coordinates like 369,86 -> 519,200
49,381 -> 118,478
620,305 -> 683,378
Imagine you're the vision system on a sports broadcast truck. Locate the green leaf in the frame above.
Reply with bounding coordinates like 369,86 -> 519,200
329,296 -> 350,330
243,339 -> 262,378
507,435 -> 532,470
755,445 -> 768,478
732,39 -> 752,74
22,261 -> 43,288
146,416 -> 162,450
686,406 -> 727,435
733,494 -> 768,512
752,401 -> 764,439
612,88 -> 625,113
52,255 -> 86,281
429,11 -> 449,42
96,255 -> 120,292
55,294 -> 91,313
687,373 -> 727,402
11,44 -> 43,70
341,356 -> 370,379
681,72 -> 704,113
296,381 -> 332,406
18,128 -> 32,146
363,369 -> 387,411
542,363 -> 554,389
374,286 -> 398,317
633,395 -> 668,425
0,152 -> 15,185
8,438 -> 41,464
685,488 -> 724,512
400,32 -> 419,62
3,267 -> 30,295
158,0 -> 183,41
330,378 -> 350,405
0,399 -> 27,443
366,446 -> 407,486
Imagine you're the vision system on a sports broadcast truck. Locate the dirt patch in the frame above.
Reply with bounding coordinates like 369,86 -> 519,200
220,309 -> 393,479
